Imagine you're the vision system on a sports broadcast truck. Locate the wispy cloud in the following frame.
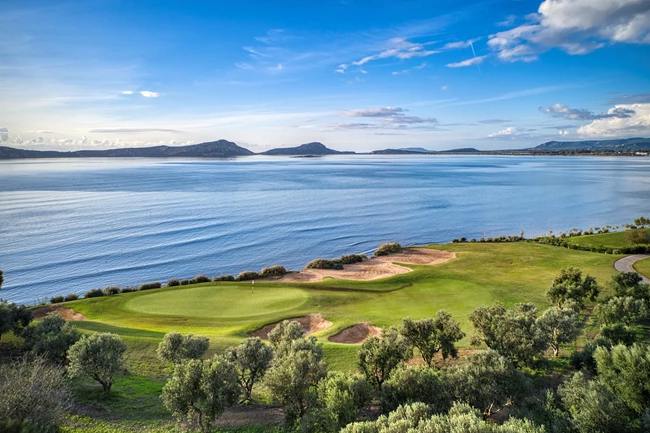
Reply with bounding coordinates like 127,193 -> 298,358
478,119 -> 510,124
539,103 -> 635,121
88,128 -> 184,134
445,84 -> 570,107
488,126 -> 535,139
139,91 -> 160,98
338,106 -> 438,130
351,37 -> 439,66
442,38 -> 481,50
446,55 -> 486,68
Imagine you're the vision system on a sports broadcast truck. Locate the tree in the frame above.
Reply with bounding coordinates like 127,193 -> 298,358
399,311 -> 465,367
162,356 -> 240,433
627,229 -> 650,245
0,357 -> 69,433
358,327 -> 411,391
595,296 -> 647,326
268,319 -> 305,356
594,344 -> 650,415
224,337 -> 274,402
157,331 -> 210,364
21,312 -> 80,364
468,302 -> 547,366
634,216 -> 650,228
600,323 -> 637,346
381,366 -> 450,413
609,272 -> 649,301
536,307 -> 581,357
265,337 -> 327,424
546,267 -> 599,310
445,349 -> 530,416
0,301 -> 32,340
318,371 -> 372,427
67,332 -> 126,392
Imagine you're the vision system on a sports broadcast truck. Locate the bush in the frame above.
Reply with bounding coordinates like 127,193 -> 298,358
381,366 -> 450,413
49,296 -> 64,304
190,274 -> 211,284
64,293 -> 79,302
84,288 -> 104,298
261,265 -> 288,277
103,286 -> 120,296
180,279 -> 190,285
373,242 -> 402,257
305,259 -> 344,270
213,274 -> 235,282
340,254 -> 366,265
120,286 -> 137,293
235,271 -> 260,281
138,281 -> 162,291
167,278 -> 180,287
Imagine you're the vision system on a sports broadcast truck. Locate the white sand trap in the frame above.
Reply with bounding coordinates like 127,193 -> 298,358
249,313 -> 332,339
280,248 -> 455,283
328,323 -> 382,344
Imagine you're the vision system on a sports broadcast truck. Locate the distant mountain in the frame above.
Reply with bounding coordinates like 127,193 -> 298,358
439,148 -> 481,153
371,148 -> 426,155
398,147 -> 431,153
532,137 -> 650,152
372,147 -> 480,154
0,140 -> 254,159
261,142 -> 349,155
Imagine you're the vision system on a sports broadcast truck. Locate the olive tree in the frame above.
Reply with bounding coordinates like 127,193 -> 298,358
21,312 -> 80,364
268,319 -> 304,356
67,332 -> 126,392
358,327 -> 411,391
224,337 -> 274,402
157,331 -> 210,364
317,371 -> 372,427
536,307 -> 580,357
546,267 -> 599,310
381,366 -> 450,413
0,357 -> 69,432
468,302 -> 547,366
609,272 -> 649,300
595,296 -> 648,326
634,216 -> 650,228
399,310 -> 465,367
162,356 -> 240,433
627,229 -> 650,245
0,300 -> 32,340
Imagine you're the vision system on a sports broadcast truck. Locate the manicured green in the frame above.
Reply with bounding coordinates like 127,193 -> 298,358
569,228 -> 650,249
633,257 -> 650,278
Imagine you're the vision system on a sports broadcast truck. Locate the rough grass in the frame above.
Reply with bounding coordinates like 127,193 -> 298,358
633,257 -> 650,278
568,228 -> 650,249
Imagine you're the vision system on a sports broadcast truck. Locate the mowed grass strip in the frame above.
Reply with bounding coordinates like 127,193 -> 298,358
633,257 -> 650,278
568,228 -> 650,249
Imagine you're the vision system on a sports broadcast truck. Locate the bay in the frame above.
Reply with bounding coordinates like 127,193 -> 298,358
1,155 -> 649,304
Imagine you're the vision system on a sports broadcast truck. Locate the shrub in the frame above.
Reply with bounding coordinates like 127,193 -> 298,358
213,274 -> 235,282
381,366 -> 450,413
235,271 -> 260,281
373,242 -> 402,257
84,288 -> 104,298
339,254 -> 366,265
138,281 -> 162,291
103,286 -> 120,296
49,296 -> 64,304
190,274 -> 211,284
305,259 -> 344,270
64,293 -> 79,302
180,279 -> 190,285
261,265 -> 288,277
167,278 -> 181,287
120,286 -> 137,293
67,333 -> 127,392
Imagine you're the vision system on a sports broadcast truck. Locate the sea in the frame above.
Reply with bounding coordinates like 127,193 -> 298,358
1,155 -> 649,304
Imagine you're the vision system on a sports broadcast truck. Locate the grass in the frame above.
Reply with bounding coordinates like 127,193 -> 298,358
633,257 -> 650,278
568,228 -> 650,249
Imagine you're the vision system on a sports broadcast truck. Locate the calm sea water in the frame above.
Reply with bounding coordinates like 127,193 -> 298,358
1,155 -> 649,303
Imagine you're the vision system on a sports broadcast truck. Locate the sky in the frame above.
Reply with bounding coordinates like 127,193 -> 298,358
1,0 -> 649,152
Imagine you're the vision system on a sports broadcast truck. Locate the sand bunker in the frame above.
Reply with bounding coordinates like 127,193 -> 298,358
280,248 -> 456,283
249,313 -> 332,339
32,305 -> 86,321
329,323 -> 382,344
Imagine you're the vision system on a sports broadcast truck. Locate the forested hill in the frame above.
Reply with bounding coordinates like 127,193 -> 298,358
531,137 -> 650,152
261,142 -> 350,155
0,140 -> 254,159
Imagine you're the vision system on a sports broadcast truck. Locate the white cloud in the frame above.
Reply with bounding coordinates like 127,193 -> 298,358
489,0 -> 650,62
488,126 -> 534,139
0,127 -> 8,142
339,106 -> 438,129
352,37 -> 439,66
441,85 -> 449,91
335,64 -> 348,73
121,90 -> 134,95
559,130 -> 569,136
446,55 -> 486,68
139,91 -> 160,98
442,38 -> 481,49
540,103 -> 636,120
235,62 -> 254,70
578,103 -> 650,136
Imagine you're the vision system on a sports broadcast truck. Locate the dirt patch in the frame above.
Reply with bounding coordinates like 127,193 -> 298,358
31,305 -> 86,321
212,404 -> 284,428
328,323 -> 382,344
249,313 -> 332,339
280,248 -> 456,283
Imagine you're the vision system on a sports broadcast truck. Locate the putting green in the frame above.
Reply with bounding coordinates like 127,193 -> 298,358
124,285 -> 309,319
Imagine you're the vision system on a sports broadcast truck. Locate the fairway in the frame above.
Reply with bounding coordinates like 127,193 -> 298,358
568,228 -> 650,249
633,257 -> 650,279
125,285 -> 310,319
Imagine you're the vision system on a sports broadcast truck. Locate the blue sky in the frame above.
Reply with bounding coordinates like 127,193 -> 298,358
1,0 -> 649,152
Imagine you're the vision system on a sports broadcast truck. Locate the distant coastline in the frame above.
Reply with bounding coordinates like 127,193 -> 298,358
2,137 -> 650,159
